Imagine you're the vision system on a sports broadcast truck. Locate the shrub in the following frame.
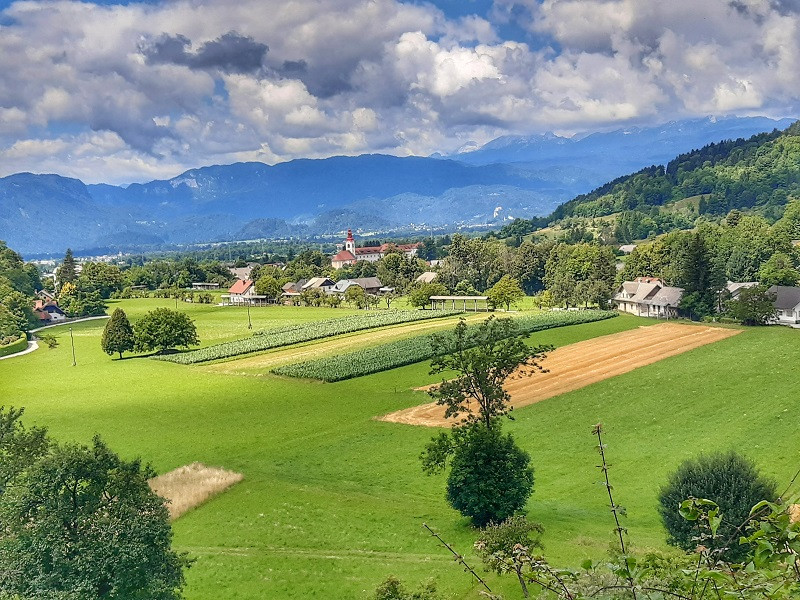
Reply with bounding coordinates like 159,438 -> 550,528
0,335 -> 27,358
658,451 -> 777,562
446,424 -> 534,527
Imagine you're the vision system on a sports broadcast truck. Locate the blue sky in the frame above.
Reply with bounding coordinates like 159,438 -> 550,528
0,0 -> 797,184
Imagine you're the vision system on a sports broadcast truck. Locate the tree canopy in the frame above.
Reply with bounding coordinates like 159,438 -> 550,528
134,308 -> 199,354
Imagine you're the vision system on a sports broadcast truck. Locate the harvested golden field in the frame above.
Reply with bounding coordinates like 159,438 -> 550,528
381,323 -> 741,427
149,462 -> 244,520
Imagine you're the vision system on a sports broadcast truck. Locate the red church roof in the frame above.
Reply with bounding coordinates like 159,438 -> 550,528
332,250 -> 356,261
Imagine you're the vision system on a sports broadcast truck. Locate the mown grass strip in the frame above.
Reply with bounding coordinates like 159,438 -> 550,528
155,310 -> 463,364
272,310 -> 618,382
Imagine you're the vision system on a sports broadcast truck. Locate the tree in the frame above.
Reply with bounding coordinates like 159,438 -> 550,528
407,282 -> 447,309
427,317 -> 550,430
445,424 -> 534,527
58,281 -> 107,317
758,252 -> 800,287
726,285 -> 777,325
56,248 -> 76,288
78,262 -> 124,299
0,406 -> 50,494
475,515 -> 544,597
0,436 -> 190,599
487,275 -> 525,311
133,308 -> 199,354
101,308 -> 135,359
658,451 -> 777,562
344,285 -> 367,309
255,274 -> 281,301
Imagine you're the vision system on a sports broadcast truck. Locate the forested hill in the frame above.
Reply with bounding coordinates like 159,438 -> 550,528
545,120 -> 800,225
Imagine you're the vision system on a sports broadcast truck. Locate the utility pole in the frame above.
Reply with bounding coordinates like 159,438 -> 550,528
247,303 -> 252,329
69,327 -> 76,366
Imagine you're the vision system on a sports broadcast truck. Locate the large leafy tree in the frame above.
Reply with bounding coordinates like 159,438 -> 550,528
658,451 -> 777,562
101,308 -> 135,358
427,317 -> 550,430
0,406 -> 49,495
0,436 -> 190,599
134,308 -> 199,354
444,425 -> 534,527
407,282 -> 447,309
726,285 -> 777,326
487,275 -> 525,311
58,281 -> 108,317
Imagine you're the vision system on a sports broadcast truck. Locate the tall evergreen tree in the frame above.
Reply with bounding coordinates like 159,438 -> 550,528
56,248 -> 76,288
101,308 -> 135,359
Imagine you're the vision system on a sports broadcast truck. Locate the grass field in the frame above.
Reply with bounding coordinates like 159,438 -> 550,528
2,299 -> 799,599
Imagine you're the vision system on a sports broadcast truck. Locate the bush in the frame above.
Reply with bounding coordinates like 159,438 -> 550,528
446,425 -> 534,527
658,451 -> 777,562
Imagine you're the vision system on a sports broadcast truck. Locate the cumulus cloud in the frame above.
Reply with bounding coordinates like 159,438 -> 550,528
0,0 -> 798,183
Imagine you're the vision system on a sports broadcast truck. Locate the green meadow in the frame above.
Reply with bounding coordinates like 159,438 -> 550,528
2,298 -> 800,599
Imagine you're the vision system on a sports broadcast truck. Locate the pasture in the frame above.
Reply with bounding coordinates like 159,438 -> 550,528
2,298 -> 799,599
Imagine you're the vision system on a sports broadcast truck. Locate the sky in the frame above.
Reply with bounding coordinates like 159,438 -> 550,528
0,0 -> 799,184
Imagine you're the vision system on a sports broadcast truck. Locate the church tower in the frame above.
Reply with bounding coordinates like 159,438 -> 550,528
345,229 -> 355,254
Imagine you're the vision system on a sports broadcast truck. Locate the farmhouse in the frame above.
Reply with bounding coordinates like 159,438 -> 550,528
331,229 -> 421,268
612,277 -> 684,318
33,300 -> 66,323
222,280 -> 268,305
301,277 -> 335,292
767,285 -> 800,325
329,277 -> 384,295
725,281 -> 759,299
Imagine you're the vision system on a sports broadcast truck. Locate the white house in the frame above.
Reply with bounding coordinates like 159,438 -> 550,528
768,285 -> 800,325
224,280 -> 257,305
612,277 -> 684,318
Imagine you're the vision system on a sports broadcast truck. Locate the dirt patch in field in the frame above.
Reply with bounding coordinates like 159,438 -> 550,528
201,313 -> 486,376
380,323 -> 741,427
149,462 -> 243,520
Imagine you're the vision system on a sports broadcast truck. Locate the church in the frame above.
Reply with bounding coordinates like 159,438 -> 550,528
331,229 -> 421,269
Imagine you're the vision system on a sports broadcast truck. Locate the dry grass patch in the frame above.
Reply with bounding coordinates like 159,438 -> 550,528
149,462 -> 244,520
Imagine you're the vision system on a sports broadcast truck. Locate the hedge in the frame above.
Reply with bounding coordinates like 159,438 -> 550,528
0,334 -> 28,358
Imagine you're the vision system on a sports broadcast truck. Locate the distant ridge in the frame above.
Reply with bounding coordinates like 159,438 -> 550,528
0,116 -> 793,255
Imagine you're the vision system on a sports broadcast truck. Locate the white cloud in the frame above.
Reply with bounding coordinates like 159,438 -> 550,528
0,0 -> 798,182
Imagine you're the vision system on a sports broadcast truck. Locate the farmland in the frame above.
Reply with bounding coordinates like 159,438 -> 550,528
2,298 -> 800,599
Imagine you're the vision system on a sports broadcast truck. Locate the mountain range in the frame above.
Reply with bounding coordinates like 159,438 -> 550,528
0,115 -> 794,255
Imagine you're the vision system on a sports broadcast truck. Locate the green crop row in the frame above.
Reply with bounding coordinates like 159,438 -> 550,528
272,310 -> 618,382
155,310 -> 463,364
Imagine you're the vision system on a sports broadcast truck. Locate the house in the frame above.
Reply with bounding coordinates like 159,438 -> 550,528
416,271 -> 438,284
36,289 -> 55,302
767,285 -> 800,325
228,264 -> 258,281
301,277 -> 335,292
725,281 -> 759,300
331,229 -> 421,268
612,277 -> 684,318
223,280 -> 255,305
33,300 -> 66,322
329,277 -> 384,295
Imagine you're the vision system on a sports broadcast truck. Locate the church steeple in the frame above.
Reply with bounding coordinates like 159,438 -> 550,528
345,229 -> 355,254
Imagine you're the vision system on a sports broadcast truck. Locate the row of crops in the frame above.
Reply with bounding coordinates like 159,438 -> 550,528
155,310 -> 463,364
272,310 -> 618,382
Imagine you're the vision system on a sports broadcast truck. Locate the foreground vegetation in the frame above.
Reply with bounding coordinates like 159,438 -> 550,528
2,298 -> 800,599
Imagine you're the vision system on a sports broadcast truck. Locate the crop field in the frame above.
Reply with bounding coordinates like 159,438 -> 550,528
2,300 -> 800,599
157,309 -> 463,364
382,323 -> 740,426
273,310 -> 618,382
